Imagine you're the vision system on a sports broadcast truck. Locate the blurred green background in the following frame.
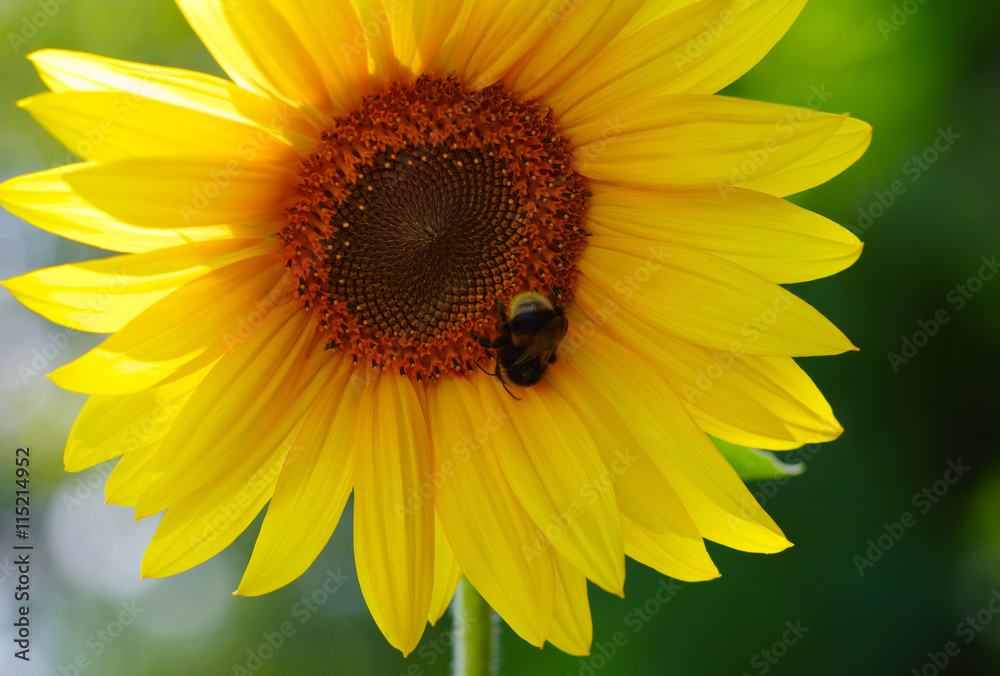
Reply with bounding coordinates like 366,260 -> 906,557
1,0 -> 999,674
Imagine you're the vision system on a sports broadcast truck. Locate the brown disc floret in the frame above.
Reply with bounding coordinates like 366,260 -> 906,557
281,75 -> 588,380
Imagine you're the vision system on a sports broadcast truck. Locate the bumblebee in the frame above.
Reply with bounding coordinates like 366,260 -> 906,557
473,291 -> 569,399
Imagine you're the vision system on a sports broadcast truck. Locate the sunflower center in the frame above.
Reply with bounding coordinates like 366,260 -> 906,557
282,75 -> 588,380
323,144 -> 524,338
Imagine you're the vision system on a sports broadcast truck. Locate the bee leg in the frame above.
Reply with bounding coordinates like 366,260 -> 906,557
470,350 -> 521,400
500,379 -> 521,401
493,368 -> 521,401
472,360 -> 497,377
468,333 -> 500,376
493,294 -> 510,332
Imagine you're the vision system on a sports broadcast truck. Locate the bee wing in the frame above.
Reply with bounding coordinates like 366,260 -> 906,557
513,316 -> 568,366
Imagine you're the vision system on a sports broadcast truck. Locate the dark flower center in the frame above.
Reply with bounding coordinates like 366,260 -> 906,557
324,144 -> 523,340
282,75 -> 588,380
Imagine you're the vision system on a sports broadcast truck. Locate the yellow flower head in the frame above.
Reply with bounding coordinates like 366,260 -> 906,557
2,0 -> 870,656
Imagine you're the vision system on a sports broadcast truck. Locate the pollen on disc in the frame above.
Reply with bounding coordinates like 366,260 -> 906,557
281,75 -> 588,381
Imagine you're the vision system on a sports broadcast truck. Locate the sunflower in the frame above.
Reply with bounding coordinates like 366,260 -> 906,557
2,0 -> 869,657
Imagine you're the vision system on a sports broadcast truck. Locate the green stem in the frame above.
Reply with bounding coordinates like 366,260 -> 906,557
452,577 -> 498,676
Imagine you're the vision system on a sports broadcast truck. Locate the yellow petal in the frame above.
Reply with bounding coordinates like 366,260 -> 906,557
64,362 -> 212,473
174,0 -> 271,95
63,156 -> 299,229
49,255 -> 285,394
570,94 -> 846,190
743,116 -> 873,197
623,515 -> 721,582
390,0 -> 463,77
219,0 -> 334,121
543,364 -> 661,530
614,0 -> 701,41
237,355 -> 357,596
546,358 -> 704,539
134,302 -> 317,517
561,328 -> 790,553
27,49 -> 316,148
546,554 -> 592,656
492,382 -> 625,595
105,447 -> 155,507
140,439 -> 288,578
0,165 -> 230,253
572,282 -> 799,449
505,0 -> 645,102
101,364 -> 216,507
551,329 -> 722,581
348,0 -> 398,86
654,0 -> 804,95
3,238 -> 272,333
142,356 -> 318,576
587,187 -> 862,284
428,512 -> 463,625
259,0 -> 372,111
556,0 -> 806,128
576,282 -> 842,450
580,238 -> 856,356
18,91 -> 297,163
433,0 -> 571,88
428,376 -> 555,647
353,375 -> 435,656
685,352 -> 843,449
